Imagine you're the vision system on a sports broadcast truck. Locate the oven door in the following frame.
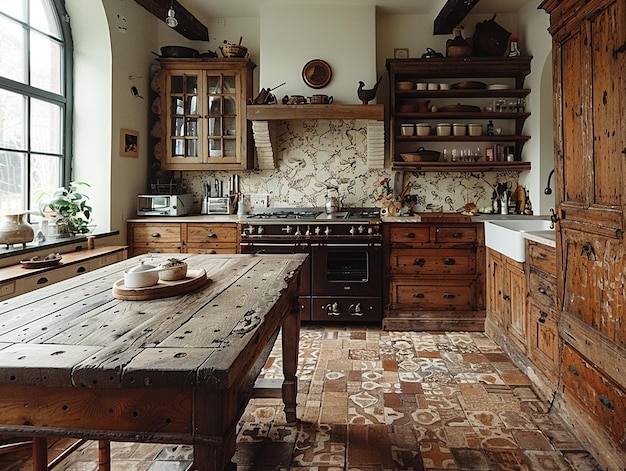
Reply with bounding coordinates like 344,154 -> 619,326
311,243 -> 382,297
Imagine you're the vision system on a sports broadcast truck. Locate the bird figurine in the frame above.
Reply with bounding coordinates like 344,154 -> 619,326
357,77 -> 382,104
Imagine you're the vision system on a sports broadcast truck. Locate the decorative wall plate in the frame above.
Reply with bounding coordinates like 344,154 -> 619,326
302,59 -> 332,89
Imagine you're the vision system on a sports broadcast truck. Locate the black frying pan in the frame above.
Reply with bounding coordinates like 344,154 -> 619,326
154,46 -> 199,58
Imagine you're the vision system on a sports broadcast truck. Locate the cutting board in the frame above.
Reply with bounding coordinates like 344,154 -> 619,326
112,268 -> 209,300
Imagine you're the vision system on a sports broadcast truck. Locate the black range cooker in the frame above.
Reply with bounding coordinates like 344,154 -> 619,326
240,209 -> 382,323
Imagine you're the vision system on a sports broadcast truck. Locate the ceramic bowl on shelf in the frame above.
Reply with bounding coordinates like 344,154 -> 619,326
396,81 -> 414,91
400,124 -> 415,136
453,123 -> 467,136
415,123 -> 431,136
467,124 -> 483,136
436,123 -> 451,136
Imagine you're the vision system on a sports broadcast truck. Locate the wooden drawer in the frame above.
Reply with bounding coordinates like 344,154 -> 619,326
187,246 -> 237,254
527,241 -> 556,276
562,344 -> 626,446
15,262 -> 91,293
186,224 -> 237,244
389,248 -> 476,275
130,244 -> 183,256
131,224 -> 182,243
528,267 -> 556,310
0,281 -> 16,301
389,225 -> 431,244
89,250 -> 127,270
528,299 -> 559,383
435,226 -> 477,244
390,279 -> 476,310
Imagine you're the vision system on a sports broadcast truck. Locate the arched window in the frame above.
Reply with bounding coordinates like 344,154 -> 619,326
0,0 -> 72,215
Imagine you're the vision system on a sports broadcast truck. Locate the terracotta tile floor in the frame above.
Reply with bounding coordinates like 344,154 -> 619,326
0,325 -> 602,471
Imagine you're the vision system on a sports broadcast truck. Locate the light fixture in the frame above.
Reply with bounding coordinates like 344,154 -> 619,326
165,0 -> 178,28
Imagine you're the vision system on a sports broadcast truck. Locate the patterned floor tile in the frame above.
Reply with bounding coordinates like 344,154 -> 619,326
1,326 -> 603,471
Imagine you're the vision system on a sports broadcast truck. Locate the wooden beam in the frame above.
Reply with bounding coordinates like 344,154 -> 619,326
134,0 -> 209,41
433,0 -> 481,35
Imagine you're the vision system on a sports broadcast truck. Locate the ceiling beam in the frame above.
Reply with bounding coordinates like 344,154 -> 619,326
433,0 -> 481,35
134,0 -> 209,41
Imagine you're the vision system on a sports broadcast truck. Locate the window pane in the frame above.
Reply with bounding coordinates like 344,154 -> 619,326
30,152 -> 60,210
30,0 -> 61,39
0,0 -> 25,22
0,150 -> 25,214
0,88 -> 26,150
31,98 -> 62,154
0,15 -> 26,83
31,30 -> 61,94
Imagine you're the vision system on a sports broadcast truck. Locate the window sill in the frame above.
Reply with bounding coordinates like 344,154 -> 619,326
0,231 -> 120,261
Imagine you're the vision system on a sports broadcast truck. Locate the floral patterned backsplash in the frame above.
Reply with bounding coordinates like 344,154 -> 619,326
181,119 -> 519,214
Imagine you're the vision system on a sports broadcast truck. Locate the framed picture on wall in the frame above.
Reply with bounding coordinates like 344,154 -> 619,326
120,128 -> 139,158
394,48 -> 409,59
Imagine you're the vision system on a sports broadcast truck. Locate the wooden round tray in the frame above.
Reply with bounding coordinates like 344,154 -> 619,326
112,268 -> 209,300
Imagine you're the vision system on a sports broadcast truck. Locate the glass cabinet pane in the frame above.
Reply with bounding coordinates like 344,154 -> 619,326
207,76 -> 221,94
170,75 -> 184,94
208,117 -> 222,137
223,75 -> 236,94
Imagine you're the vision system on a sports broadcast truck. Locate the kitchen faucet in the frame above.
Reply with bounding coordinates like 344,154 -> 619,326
544,169 -> 555,195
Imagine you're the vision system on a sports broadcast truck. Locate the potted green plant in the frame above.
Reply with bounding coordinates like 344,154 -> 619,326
39,181 -> 93,236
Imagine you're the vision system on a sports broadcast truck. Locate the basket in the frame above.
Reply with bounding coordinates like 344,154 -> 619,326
220,43 -> 248,58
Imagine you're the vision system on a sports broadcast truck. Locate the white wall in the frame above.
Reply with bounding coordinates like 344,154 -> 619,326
259,4 -> 377,103
66,0 -> 161,244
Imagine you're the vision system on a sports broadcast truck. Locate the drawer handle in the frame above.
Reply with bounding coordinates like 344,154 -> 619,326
403,232 -> 415,239
568,365 -> 579,376
76,266 -> 87,274
443,293 -> 455,299
502,294 -> 510,301
37,277 -> 49,285
443,258 -> 456,265
452,232 -> 463,238
599,395 -> 614,410
581,242 -> 596,260
207,232 -> 217,238
538,311 -> 548,323
413,258 -> 426,266
151,232 -> 161,238
538,287 -> 548,295
413,293 -> 425,298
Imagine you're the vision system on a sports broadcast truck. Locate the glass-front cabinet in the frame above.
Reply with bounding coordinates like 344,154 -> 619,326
159,58 -> 256,170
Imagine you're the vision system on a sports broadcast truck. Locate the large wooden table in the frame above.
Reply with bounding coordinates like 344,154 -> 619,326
0,253 -> 306,470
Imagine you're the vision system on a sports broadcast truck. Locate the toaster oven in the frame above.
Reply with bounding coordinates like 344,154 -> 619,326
137,194 -> 193,216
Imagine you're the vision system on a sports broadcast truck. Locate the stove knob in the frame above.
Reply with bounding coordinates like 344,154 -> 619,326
368,227 -> 373,235
349,303 -> 364,316
257,226 -> 264,234
315,226 -> 321,235
358,225 -> 365,234
282,225 -> 292,234
324,226 -> 332,235
294,226 -> 302,236
349,226 -> 356,235
305,226 -> 312,236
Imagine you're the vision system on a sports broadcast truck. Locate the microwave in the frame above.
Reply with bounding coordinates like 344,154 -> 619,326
137,194 -> 193,216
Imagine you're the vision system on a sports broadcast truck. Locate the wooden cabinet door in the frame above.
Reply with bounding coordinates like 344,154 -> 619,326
486,249 -> 505,329
561,227 -> 626,347
555,0 -> 625,233
506,260 -> 527,352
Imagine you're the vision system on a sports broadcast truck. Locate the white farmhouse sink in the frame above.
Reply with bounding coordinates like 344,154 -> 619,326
484,218 -> 553,262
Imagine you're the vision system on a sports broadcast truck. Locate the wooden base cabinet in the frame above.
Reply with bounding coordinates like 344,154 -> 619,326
486,248 -> 527,352
384,222 -> 485,331
526,241 -> 559,385
128,221 -> 238,257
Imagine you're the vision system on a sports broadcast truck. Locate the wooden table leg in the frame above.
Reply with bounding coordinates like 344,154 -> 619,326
281,291 -> 301,425
98,440 -> 111,471
31,437 -> 47,471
